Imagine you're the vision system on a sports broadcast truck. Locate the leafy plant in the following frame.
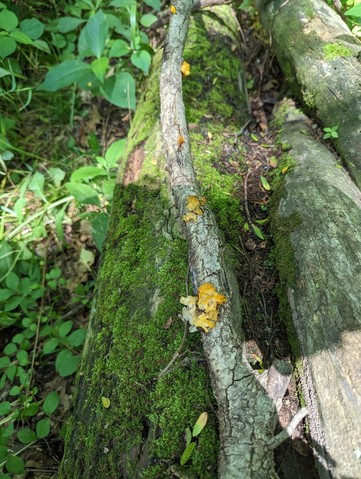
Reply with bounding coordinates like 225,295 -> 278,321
180,412 -> 208,466
323,125 -> 339,139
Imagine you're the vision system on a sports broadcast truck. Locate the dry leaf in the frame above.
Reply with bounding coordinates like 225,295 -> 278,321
181,61 -> 191,76
170,4 -> 176,13
178,135 -> 185,147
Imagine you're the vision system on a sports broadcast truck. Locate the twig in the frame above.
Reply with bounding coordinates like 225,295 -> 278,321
243,170 -> 253,228
267,408 -> 308,450
158,321 -> 188,378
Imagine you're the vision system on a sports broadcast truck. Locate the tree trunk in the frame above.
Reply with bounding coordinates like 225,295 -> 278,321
271,100 -> 361,478
60,5 -> 302,479
256,0 -> 361,188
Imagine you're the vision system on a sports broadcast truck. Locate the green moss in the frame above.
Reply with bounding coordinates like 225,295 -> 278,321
323,43 -> 353,61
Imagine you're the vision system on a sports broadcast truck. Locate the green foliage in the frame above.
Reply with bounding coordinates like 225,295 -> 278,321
323,125 -> 339,139
180,412 -> 208,466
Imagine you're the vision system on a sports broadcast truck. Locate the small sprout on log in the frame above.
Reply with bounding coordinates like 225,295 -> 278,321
181,61 -> 190,76
182,195 -> 206,222
170,4 -> 176,14
180,283 -> 226,332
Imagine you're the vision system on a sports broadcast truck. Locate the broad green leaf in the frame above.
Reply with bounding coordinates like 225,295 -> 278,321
345,4 -> 361,16
252,224 -> 265,240
0,444 -> 9,462
17,428 -> 37,444
20,18 -> 44,39
6,364 -> 17,380
0,67 -> 10,78
23,402 -> 39,417
38,60 -> 91,92
91,57 -> 109,83
84,10 -> 108,58
0,357 -> 10,369
101,178 -> 116,199
91,213 -> 109,252
185,427 -> 192,446
10,31 -> 32,45
101,72 -> 136,109
48,167 -> 65,187
140,13 -> 157,27
55,350 -> 81,377
131,49 -> 151,74
16,350 -> 28,367
0,401 -> 11,415
67,328 -> 87,347
109,39 -> 130,58
0,9 -> 18,32
192,411 -> 208,437
4,343 -> 17,355
36,417 -> 50,438
28,171 -> 46,200
43,338 -> 59,354
65,182 -> 100,205
0,289 -> 13,301
144,0 -> 161,11
32,39 -> 50,53
57,17 -> 85,33
0,241 -> 13,278
105,139 -> 126,167
70,166 -> 108,183
58,320 -> 73,338
6,456 -> 24,475
5,272 -> 19,291
260,175 -> 271,191
9,386 -> 20,396
43,391 -> 60,415
180,442 -> 196,466
101,396 -> 110,408
4,295 -> 21,311
0,37 -> 17,59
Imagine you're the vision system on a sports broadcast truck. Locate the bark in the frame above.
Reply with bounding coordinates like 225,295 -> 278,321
255,0 -> 361,188
60,4 -> 303,479
271,100 -> 361,478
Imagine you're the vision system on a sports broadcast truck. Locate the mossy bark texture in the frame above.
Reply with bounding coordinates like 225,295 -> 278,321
256,0 -> 361,188
271,101 -> 361,479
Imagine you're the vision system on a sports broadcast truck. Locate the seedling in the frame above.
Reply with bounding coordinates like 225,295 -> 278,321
323,125 -> 339,140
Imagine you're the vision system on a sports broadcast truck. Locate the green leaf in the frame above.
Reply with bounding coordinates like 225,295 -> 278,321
0,445 -> 9,462
192,412 -> 208,437
0,289 -> 13,301
185,427 -> 192,446
260,175 -> 271,191
144,0 -> 161,11
43,391 -> 60,415
55,350 -> 81,377
131,49 -> 151,74
17,428 -> 37,444
23,402 -> 39,417
28,171 -> 45,200
38,60 -> 91,92
100,72 -> 136,109
180,442 -> 196,466
32,39 -> 50,53
84,10 -> 108,58
140,13 -> 157,28
10,31 -> 32,45
105,139 -> 126,168
0,67 -> 10,78
0,37 -> 17,59
4,295 -> 21,311
0,401 -> 11,415
252,224 -> 265,240
91,57 -> 109,83
6,364 -> 17,380
5,272 -> 19,291
65,182 -> 100,205
67,328 -> 87,347
91,213 -> 109,252
0,357 -> 10,369
48,167 -> 65,187
36,418 -> 50,438
43,338 -> 59,354
16,350 -> 28,367
4,343 -> 17,355
9,386 -> 20,396
5,455 -> 24,475
70,166 -> 108,183
0,9 -> 18,32
58,320 -> 73,338
57,17 -> 85,33
345,4 -> 361,16
20,18 -> 44,40
109,39 -> 130,58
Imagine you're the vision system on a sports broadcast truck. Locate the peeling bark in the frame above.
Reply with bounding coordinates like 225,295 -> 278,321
271,100 -> 361,478
256,0 -> 361,188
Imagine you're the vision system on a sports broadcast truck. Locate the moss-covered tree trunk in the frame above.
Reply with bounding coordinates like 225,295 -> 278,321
256,0 -> 361,188
271,101 -> 361,478
60,5 -> 303,479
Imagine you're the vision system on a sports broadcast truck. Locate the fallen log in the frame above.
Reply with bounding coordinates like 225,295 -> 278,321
271,100 -> 361,478
255,0 -> 361,188
60,3 -> 305,478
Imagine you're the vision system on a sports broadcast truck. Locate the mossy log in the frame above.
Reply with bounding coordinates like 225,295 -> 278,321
271,101 -> 361,478
255,0 -> 361,188
60,5 -> 302,479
